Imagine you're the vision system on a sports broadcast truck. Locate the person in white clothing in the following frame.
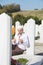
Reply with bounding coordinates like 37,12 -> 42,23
12,25 -> 29,56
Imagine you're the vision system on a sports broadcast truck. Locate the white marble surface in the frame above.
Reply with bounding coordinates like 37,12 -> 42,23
0,13 -> 12,65
15,18 -> 35,55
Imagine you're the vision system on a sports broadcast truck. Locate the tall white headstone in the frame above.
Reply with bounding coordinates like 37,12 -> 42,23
15,19 -> 35,55
35,25 -> 39,37
0,13 -> 12,65
39,20 -> 43,43
24,18 -> 35,55
42,20 -> 43,25
15,21 -> 21,34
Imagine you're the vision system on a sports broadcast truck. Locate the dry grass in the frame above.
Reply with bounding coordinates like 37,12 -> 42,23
12,10 -> 43,20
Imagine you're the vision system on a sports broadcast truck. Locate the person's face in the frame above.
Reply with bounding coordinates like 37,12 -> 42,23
18,28 -> 23,34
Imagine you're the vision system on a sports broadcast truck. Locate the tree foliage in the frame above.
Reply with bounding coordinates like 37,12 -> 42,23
0,4 -> 20,14
13,14 -> 26,25
26,16 -> 41,25
12,15 -> 41,25
0,4 -> 3,9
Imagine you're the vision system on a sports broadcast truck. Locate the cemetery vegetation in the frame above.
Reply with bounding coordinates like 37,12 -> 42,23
0,4 -> 43,25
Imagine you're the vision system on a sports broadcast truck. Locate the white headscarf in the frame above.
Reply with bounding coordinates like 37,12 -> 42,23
17,25 -> 23,30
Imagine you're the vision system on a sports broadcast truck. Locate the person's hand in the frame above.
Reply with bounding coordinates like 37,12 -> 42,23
19,39 -> 23,43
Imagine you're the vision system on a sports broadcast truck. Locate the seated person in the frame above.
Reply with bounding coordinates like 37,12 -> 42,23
12,25 -> 29,56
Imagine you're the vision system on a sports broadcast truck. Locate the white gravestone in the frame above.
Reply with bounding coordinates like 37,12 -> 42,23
35,25 -> 39,37
15,21 -> 21,34
0,13 -> 12,65
24,18 -> 35,55
12,18 -> 35,60
15,19 -> 35,55
35,24 -> 40,43
38,20 -> 43,43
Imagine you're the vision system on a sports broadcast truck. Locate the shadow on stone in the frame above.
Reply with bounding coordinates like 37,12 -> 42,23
36,53 -> 43,56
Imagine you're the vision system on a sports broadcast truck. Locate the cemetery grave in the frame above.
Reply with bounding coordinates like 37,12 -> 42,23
0,13 -> 43,65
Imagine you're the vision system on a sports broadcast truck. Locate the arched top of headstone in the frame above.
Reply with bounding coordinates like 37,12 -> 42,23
27,18 -> 35,23
36,24 -> 39,27
0,13 -> 12,26
0,13 -> 11,18
41,20 -> 43,25
15,21 -> 20,25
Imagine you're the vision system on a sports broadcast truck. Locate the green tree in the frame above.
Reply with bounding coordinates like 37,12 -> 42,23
26,16 -> 41,25
0,4 -> 2,9
26,16 -> 35,20
3,4 -> 20,13
13,14 -> 26,25
34,16 -> 41,25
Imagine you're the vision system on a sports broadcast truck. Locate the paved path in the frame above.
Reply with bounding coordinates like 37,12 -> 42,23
27,55 -> 43,65
35,43 -> 43,55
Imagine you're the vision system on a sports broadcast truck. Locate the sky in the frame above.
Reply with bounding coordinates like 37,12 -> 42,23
0,0 -> 43,10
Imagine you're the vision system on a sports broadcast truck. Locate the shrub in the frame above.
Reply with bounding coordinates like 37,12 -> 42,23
0,4 -> 3,9
26,15 -> 35,20
8,13 -> 12,17
26,16 -> 41,25
17,58 -> 28,65
13,14 -> 26,25
34,17 -> 41,25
